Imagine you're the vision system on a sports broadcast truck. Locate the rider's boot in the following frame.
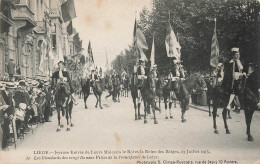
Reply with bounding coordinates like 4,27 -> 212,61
71,95 -> 78,106
226,94 -> 235,110
63,97 -> 68,107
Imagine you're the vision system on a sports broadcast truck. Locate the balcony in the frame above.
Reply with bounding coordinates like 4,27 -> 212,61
35,21 -> 45,34
49,8 -> 62,21
11,4 -> 36,27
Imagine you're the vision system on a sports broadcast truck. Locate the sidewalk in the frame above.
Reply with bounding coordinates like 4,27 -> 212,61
189,102 -> 260,116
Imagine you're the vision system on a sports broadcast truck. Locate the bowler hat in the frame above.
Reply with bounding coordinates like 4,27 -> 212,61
58,61 -> 65,65
19,80 -> 26,86
31,80 -> 39,87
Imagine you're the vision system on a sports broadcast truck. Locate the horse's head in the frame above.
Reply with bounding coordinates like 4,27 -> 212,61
186,73 -> 207,92
55,84 -> 67,107
147,72 -> 156,93
194,74 -> 207,92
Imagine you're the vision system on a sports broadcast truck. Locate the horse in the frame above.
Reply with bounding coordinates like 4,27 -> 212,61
93,78 -> 103,109
130,72 -> 161,124
81,78 -> 90,109
54,82 -> 74,132
155,75 -> 164,109
211,70 -> 260,141
162,77 -> 178,119
112,76 -> 121,102
170,73 -> 207,122
121,75 -> 130,97
205,77 -> 234,119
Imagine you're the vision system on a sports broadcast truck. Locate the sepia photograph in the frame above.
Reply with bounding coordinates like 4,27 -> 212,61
0,0 -> 260,163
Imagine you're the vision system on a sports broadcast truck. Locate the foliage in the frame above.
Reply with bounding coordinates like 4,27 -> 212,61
111,0 -> 260,75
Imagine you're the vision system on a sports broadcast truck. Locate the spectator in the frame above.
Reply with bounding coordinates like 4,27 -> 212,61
2,82 -> 16,150
0,82 -> 9,149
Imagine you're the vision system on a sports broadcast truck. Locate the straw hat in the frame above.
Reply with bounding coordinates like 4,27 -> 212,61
0,82 -> 5,90
5,82 -> 17,89
19,103 -> 27,110
31,80 -> 39,88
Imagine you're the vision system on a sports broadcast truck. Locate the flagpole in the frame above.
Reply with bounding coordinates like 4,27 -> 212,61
214,18 -> 218,86
168,11 -> 172,73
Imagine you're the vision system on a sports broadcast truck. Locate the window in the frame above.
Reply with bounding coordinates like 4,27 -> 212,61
51,34 -> 56,50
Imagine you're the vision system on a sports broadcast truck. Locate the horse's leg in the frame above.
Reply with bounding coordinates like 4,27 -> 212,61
169,102 -> 173,119
152,102 -> 158,124
95,93 -> 98,108
84,93 -> 88,109
181,100 -> 187,123
65,106 -> 70,131
228,110 -> 232,119
212,100 -> 219,134
208,98 -> 212,117
164,97 -> 168,119
244,106 -> 255,141
144,100 -> 147,124
118,91 -> 120,102
56,109 -> 61,132
99,94 -> 103,109
133,97 -> 137,120
69,101 -> 74,127
159,95 -> 161,109
222,108 -> 230,134
138,102 -> 141,120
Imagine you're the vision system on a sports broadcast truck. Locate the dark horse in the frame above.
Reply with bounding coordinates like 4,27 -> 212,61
81,78 -> 90,109
81,78 -> 103,109
170,73 -> 207,122
131,72 -> 161,124
54,83 -> 74,132
112,76 -> 121,102
211,70 -> 260,141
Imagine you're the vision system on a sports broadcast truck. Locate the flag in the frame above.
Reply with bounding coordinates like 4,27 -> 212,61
210,18 -> 219,68
79,54 -> 85,65
88,41 -> 95,71
99,67 -> 102,77
133,18 -> 148,60
88,41 -> 94,63
39,39 -> 48,72
165,20 -> 181,61
61,0 -> 76,22
150,35 -> 155,70
67,21 -> 73,35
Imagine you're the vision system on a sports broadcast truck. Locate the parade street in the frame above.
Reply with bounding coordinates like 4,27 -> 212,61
3,92 -> 260,164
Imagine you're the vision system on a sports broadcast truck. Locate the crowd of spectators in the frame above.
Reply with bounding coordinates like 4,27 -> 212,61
0,76 -> 53,151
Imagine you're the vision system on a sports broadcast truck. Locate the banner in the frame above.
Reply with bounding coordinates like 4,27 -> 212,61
210,18 -> 219,68
61,0 -> 77,22
165,21 -> 181,61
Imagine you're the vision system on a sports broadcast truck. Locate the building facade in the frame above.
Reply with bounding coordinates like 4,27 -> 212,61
0,0 -> 81,80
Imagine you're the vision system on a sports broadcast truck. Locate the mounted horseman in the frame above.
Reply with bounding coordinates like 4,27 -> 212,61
222,48 -> 245,111
163,58 -> 184,119
210,47 -> 260,142
89,69 -> 98,94
52,61 -> 74,132
137,58 -> 147,110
